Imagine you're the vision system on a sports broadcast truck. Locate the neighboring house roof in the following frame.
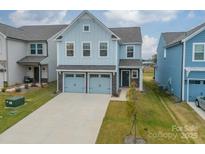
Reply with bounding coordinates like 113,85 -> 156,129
56,65 -> 116,71
163,22 -> 205,47
0,22 -> 28,40
0,22 -> 67,41
19,25 -> 68,41
17,56 -> 47,65
119,59 -> 142,67
110,27 -> 142,43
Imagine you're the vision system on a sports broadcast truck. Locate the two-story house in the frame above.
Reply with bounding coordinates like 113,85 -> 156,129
155,22 -> 205,102
0,23 -> 67,87
56,11 -> 143,95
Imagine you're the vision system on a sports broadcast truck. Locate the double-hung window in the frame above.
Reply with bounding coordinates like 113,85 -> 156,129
99,42 -> 108,57
30,44 -> 36,54
37,44 -> 43,54
127,45 -> 134,58
30,43 -> 43,55
193,43 -> 205,61
66,42 -> 74,56
83,42 -> 91,56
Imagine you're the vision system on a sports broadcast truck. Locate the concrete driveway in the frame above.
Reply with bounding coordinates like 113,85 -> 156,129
187,102 -> 205,121
0,93 -> 110,144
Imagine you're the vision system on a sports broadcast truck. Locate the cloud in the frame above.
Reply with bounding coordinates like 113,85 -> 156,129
9,10 -> 69,26
104,10 -> 178,26
187,11 -> 195,19
142,35 -> 158,59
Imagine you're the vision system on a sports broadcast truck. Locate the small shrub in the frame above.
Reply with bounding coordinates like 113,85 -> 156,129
25,84 -> 29,89
1,88 -> 6,92
15,87 -> 21,92
3,81 -> 8,88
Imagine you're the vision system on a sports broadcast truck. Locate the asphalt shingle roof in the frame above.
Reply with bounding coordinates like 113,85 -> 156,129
163,22 -> 205,47
17,56 -> 47,64
119,59 -> 142,67
109,27 -> 142,43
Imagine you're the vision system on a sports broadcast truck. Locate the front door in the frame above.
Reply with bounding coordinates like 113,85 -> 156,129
122,70 -> 129,87
34,67 -> 39,82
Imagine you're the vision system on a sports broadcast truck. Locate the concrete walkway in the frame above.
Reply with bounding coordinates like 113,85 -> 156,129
187,102 -> 205,121
111,88 -> 128,101
0,93 -> 110,144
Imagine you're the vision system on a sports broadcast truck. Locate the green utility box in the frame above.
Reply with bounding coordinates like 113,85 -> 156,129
5,96 -> 25,107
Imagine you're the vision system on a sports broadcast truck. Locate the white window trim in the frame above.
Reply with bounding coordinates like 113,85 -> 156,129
65,41 -> 75,57
126,45 -> 135,59
83,24 -> 90,32
132,70 -> 138,79
164,48 -> 167,59
192,42 -> 205,62
81,41 -> 92,57
98,41 -> 109,58
29,43 -> 44,55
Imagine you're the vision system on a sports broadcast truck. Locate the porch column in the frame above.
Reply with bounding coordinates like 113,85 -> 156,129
38,64 -> 41,85
186,78 -> 189,102
139,67 -> 143,91
57,71 -> 59,92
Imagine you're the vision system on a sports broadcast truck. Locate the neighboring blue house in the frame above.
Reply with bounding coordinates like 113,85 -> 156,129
55,11 -> 143,95
155,22 -> 205,102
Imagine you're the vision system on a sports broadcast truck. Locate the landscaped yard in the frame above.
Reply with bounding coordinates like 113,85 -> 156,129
96,67 -> 205,144
0,82 -> 57,134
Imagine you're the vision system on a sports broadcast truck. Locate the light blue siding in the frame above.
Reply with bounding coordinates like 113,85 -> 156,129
185,29 -> 205,67
155,35 -> 183,99
58,14 -> 117,66
119,44 -> 141,59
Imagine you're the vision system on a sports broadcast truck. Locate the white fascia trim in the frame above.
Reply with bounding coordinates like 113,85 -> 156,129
122,42 -> 142,45
119,66 -> 142,69
182,41 -> 186,101
56,69 -> 116,73
55,10 -> 120,40
0,32 -> 6,39
182,26 -> 205,42
185,67 -> 205,72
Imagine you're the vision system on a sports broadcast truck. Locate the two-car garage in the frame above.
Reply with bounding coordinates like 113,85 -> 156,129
63,72 -> 112,94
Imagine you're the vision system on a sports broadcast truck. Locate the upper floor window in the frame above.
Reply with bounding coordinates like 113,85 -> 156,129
83,24 -> 90,32
127,45 -> 134,58
37,44 -> 43,54
164,48 -> 167,59
193,43 -> 205,61
30,44 -> 36,54
82,42 -> 91,56
66,42 -> 74,56
30,43 -> 43,55
99,42 -> 108,57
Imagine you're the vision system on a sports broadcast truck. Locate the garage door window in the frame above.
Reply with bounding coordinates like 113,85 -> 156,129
76,74 -> 84,78
189,80 -> 201,84
101,74 -> 110,78
65,74 -> 74,77
90,74 -> 99,78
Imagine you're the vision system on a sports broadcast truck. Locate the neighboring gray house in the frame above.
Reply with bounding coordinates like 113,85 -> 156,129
56,11 -> 143,95
0,23 -> 67,87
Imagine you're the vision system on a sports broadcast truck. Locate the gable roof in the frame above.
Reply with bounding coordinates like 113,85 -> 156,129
55,10 -> 120,40
163,22 -> 205,47
109,27 -> 142,43
0,22 -> 67,41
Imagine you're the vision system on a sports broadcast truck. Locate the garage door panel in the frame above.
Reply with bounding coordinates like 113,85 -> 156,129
64,73 -> 85,93
89,74 -> 111,94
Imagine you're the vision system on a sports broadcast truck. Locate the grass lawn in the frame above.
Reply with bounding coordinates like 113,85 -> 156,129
96,68 -> 205,144
0,82 -> 57,134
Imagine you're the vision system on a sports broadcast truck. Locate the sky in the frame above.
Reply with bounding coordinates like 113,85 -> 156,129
0,10 -> 205,59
